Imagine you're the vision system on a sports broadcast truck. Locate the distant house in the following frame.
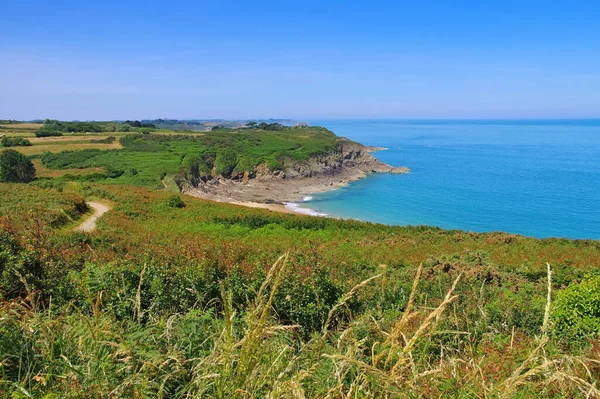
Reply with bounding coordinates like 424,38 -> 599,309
296,122 -> 309,127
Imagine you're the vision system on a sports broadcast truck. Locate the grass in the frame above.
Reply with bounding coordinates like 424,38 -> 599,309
36,127 -> 341,188
29,135 -> 116,144
31,159 -> 103,178
17,141 -> 124,155
0,207 -> 598,397
0,123 -> 43,130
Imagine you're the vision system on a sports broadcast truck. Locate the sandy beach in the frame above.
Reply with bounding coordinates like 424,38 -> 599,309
186,162 -> 408,216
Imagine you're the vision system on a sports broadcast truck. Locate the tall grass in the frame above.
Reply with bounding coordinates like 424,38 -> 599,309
1,183 -> 600,397
1,253 -> 598,398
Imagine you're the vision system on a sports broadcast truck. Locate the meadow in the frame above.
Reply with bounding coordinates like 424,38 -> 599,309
1,181 -> 600,398
1,122 -> 600,397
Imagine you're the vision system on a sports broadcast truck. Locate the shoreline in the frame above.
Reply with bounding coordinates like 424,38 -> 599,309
185,175 -> 351,216
185,165 -> 388,216
184,141 -> 408,217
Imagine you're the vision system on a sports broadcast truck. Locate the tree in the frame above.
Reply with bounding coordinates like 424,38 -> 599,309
0,149 -> 36,183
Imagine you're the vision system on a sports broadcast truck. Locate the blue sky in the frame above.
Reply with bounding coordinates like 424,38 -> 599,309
1,1 -> 600,120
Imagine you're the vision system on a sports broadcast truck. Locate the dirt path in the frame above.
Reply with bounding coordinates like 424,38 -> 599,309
77,202 -> 110,232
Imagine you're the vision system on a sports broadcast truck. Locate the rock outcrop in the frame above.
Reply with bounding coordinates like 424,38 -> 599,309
181,137 -> 409,203
258,138 -> 408,181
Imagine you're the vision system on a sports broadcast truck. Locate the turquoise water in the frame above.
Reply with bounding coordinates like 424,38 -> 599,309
296,120 -> 600,239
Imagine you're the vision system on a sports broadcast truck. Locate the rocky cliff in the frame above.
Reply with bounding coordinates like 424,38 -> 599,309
272,138 -> 408,180
180,137 -> 409,203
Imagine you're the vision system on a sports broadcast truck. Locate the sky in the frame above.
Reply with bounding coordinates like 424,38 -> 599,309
1,0 -> 600,120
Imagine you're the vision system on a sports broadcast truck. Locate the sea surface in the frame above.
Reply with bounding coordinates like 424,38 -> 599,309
292,120 -> 600,239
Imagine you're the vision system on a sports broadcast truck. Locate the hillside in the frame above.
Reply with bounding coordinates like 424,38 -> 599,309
33,126 -> 408,198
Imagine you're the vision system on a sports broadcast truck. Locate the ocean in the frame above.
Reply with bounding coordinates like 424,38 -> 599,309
292,120 -> 600,239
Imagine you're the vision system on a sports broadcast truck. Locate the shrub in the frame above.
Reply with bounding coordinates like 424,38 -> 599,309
34,130 -> 63,137
90,136 -> 116,144
0,149 -> 36,183
1,137 -> 32,147
214,150 -> 237,177
552,275 -> 600,338
104,165 -> 125,178
166,195 -> 185,208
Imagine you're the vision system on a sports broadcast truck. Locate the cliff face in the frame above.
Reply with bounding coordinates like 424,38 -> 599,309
178,137 -> 408,199
258,138 -> 408,181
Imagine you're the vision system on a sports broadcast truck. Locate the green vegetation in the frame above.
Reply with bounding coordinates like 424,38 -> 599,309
0,149 -> 36,182
166,194 -> 186,207
1,136 -> 32,147
0,121 -> 599,397
39,127 -> 338,188
89,135 -> 116,144
0,183 -> 599,397
35,129 -> 63,137
149,118 -> 294,132
553,274 -> 600,338
36,119 -> 156,136
123,120 -> 156,129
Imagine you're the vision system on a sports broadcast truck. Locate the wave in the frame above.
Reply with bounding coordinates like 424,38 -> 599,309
284,202 -> 328,217
303,195 -> 313,202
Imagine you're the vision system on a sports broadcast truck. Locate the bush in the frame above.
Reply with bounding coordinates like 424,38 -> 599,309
90,136 -> 116,144
35,130 -> 63,137
166,195 -> 185,208
104,165 -> 125,178
1,137 -> 32,147
0,149 -> 36,183
552,275 -> 600,338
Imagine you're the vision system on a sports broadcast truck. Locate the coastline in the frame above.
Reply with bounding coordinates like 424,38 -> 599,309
183,141 -> 408,216
186,163 -> 406,217
185,173 -> 358,216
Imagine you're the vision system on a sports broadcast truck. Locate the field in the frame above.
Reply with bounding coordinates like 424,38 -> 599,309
1,123 -> 600,397
0,123 -> 43,136
1,180 -> 600,397
31,159 -> 104,178
16,140 -> 124,155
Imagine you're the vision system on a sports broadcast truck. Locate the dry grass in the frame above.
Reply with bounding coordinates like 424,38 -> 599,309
17,141 -> 123,155
28,135 -> 115,144
0,123 -> 43,130
31,159 -> 103,177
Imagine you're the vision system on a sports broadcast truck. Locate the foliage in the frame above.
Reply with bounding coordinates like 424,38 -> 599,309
0,149 -> 36,182
123,120 -> 156,128
552,274 -> 600,338
166,195 -> 185,208
1,136 -> 32,147
35,129 -> 63,137
90,136 -> 116,144
39,127 -> 339,187
104,165 -> 125,178
36,119 -> 154,135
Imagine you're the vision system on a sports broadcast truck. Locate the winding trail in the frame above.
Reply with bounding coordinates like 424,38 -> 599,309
77,202 -> 110,232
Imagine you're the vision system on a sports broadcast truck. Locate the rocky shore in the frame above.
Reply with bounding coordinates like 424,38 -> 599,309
184,137 -> 409,209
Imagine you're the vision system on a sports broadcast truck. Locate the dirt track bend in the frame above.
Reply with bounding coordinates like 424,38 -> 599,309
77,202 -> 110,232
